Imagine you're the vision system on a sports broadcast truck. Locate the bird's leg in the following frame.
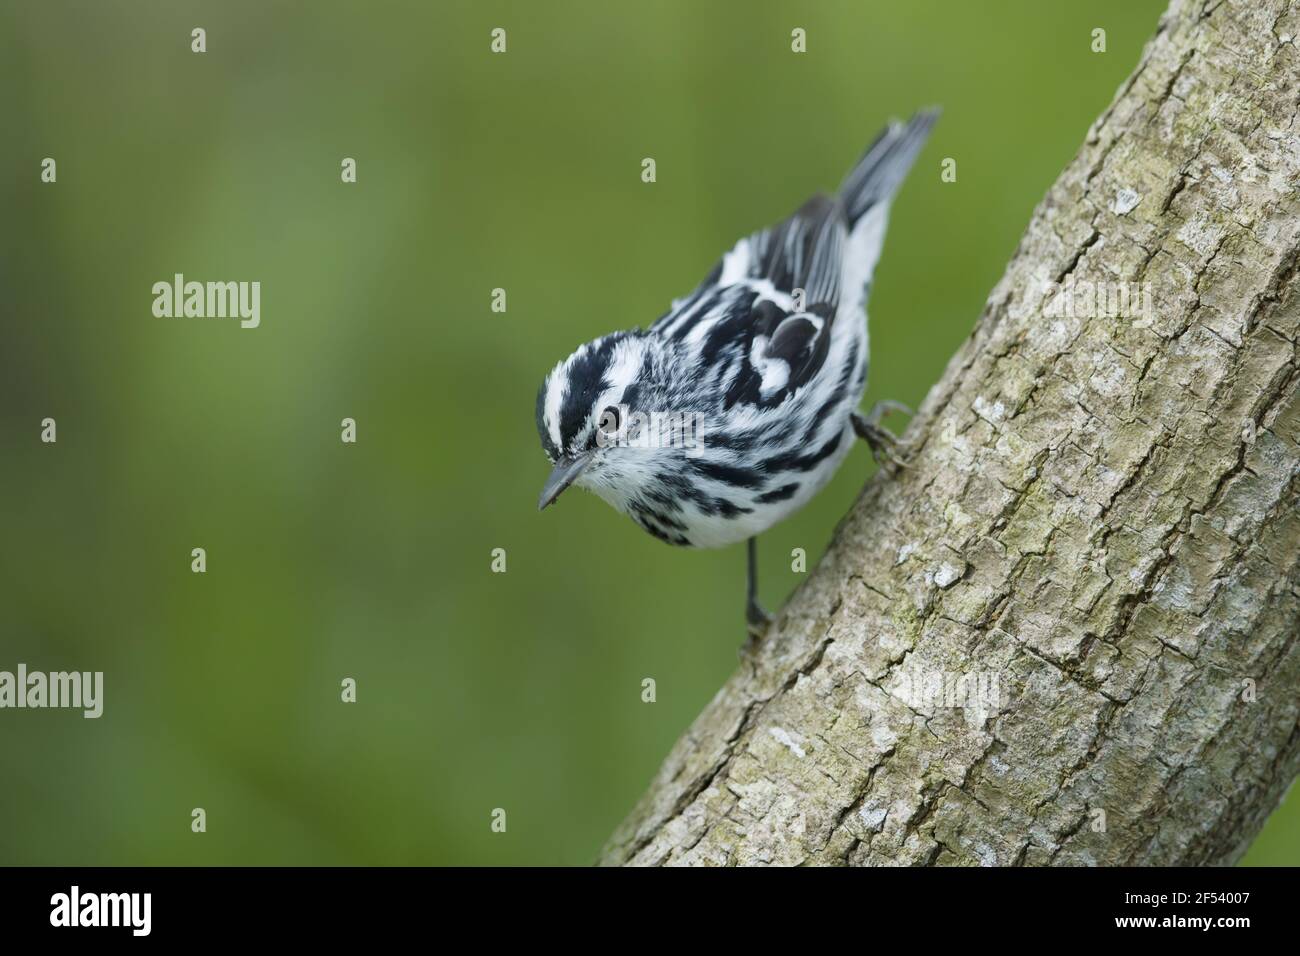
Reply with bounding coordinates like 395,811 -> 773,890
851,400 -> 913,468
745,536 -> 772,644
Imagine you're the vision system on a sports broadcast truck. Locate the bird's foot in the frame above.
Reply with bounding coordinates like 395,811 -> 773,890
741,598 -> 773,657
852,401 -> 913,469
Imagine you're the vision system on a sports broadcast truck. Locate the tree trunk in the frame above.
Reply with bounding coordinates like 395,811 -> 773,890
600,0 -> 1300,866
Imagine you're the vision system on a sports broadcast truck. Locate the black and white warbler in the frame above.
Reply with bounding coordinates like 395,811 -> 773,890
537,110 -> 938,636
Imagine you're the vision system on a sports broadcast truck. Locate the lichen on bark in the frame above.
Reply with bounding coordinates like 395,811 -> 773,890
601,0 -> 1300,866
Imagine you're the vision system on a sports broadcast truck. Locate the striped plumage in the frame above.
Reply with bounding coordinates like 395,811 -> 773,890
537,110 -> 937,551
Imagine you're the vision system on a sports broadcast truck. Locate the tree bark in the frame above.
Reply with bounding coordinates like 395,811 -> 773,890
601,0 -> 1300,866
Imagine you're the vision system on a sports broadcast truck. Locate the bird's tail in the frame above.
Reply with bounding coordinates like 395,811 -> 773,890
838,108 -> 939,227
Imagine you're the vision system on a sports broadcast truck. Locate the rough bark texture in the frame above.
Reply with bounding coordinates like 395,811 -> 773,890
601,0 -> 1300,866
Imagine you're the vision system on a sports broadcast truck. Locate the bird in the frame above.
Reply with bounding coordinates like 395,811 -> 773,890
536,109 -> 938,638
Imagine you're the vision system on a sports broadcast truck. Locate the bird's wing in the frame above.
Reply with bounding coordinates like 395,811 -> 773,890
650,111 -> 937,411
652,194 -> 848,407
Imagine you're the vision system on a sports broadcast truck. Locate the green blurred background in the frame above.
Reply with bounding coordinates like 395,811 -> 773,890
1,0 -> 1294,865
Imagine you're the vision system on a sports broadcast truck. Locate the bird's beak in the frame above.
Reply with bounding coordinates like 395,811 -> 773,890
538,453 -> 592,510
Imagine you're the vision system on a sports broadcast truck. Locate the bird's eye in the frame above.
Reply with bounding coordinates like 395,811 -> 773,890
595,405 -> 622,446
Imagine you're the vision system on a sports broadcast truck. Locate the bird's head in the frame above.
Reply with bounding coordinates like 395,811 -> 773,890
536,331 -> 697,512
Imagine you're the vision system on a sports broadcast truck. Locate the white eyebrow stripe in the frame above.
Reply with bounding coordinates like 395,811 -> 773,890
604,340 -> 642,394
544,361 -> 567,453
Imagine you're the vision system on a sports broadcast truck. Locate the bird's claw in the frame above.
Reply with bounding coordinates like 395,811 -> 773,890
852,402 -> 913,469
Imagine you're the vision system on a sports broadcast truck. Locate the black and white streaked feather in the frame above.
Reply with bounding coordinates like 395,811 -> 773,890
537,110 -> 937,548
